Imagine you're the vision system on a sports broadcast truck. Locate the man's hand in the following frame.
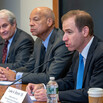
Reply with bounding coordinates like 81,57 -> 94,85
26,83 -> 44,96
0,67 -> 7,80
0,67 -> 16,81
34,88 -> 47,101
35,88 -> 60,102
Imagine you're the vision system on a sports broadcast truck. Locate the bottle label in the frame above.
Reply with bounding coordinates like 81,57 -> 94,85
47,86 -> 58,94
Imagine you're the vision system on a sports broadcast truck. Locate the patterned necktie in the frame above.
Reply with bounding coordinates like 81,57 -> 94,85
39,43 -> 46,72
76,54 -> 84,89
2,40 -> 9,63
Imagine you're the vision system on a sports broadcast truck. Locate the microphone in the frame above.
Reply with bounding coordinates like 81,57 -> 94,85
9,57 -> 54,86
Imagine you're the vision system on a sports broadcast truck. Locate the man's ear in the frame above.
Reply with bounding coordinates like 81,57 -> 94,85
82,26 -> 89,37
47,18 -> 53,27
12,20 -> 17,27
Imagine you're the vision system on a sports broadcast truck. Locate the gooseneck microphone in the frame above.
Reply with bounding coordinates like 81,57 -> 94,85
9,57 -> 54,86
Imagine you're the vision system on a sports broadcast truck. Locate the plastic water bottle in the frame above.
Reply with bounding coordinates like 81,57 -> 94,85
46,77 -> 58,103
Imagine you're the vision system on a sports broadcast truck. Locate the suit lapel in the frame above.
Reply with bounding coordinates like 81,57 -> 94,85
42,29 -> 56,71
35,39 -> 42,68
0,38 -> 4,62
83,36 -> 99,84
44,29 -> 55,60
7,29 -> 19,58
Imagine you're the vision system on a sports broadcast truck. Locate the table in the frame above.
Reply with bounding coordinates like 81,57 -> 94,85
0,84 -> 48,103
0,84 -> 73,103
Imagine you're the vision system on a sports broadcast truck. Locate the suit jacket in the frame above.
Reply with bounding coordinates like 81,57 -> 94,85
0,28 -> 34,69
0,36 -> 4,55
16,28 -> 74,84
57,36 -> 103,103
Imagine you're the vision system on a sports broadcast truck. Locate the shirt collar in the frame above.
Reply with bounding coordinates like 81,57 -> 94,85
42,29 -> 54,50
81,36 -> 94,60
8,29 -> 17,45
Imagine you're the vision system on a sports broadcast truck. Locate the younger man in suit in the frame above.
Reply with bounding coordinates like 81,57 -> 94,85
26,10 -> 103,103
0,7 -> 74,83
0,9 -> 34,69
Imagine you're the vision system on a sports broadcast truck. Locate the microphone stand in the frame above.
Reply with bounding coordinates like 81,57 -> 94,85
9,57 -> 54,86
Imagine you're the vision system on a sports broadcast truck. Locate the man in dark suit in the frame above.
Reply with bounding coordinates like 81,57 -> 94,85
0,36 -> 4,54
0,9 -> 34,70
0,7 -> 74,83
26,10 -> 103,103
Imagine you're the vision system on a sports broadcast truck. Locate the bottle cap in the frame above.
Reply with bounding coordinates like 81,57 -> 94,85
50,77 -> 55,80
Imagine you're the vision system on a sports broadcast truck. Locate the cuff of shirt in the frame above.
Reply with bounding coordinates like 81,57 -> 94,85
42,83 -> 46,89
16,72 -> 23,83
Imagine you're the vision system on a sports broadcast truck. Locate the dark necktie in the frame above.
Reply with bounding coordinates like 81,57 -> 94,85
2,40 -> 9,63
39,43 -> 46,72
76,54 -> 84,89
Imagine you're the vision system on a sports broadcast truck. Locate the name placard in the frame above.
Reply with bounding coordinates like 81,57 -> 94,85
1,86 -> 33,103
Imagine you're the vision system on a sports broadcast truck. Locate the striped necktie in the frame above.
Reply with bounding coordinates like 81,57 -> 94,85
2,40 -> 9,63
76,54 -> 84,89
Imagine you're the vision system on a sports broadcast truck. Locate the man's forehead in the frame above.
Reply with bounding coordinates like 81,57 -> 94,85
30,13 -> 39,20
63,18 -> 76,30
30,10 -> 43,17
63,17 -> 75,25
0,18 -> 9,24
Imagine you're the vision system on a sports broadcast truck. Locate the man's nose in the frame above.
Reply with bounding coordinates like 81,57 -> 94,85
63,33 -> 68,41
29,20 -> 35,26
0,27 -> 5,33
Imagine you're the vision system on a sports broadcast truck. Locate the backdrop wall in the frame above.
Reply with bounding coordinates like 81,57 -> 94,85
0,0 -> 52,40
59,0 -> 103,39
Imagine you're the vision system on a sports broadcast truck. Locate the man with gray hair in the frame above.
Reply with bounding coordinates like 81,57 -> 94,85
0,7 -> 74,84
0,9 -> 34,69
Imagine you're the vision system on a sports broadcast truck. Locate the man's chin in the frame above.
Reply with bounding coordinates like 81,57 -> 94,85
31,33 -> 37,36
1,36 -> 8,40
68,48 -> 75,51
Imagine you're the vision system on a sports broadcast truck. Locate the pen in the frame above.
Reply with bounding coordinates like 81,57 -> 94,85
31,91 -> 34,95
